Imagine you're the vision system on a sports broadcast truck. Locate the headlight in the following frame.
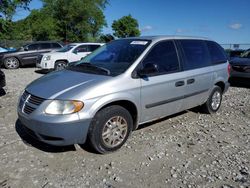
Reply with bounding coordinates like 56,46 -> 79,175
43,55 -> 51,61
45,100 -> 84,115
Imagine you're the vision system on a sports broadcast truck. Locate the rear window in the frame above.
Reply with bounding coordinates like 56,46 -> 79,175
206,41 -> 227,64
179,40 -> 210,70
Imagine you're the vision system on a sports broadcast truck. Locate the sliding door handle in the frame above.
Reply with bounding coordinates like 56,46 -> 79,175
175,81 -> 185,87
187,78 -> 195,85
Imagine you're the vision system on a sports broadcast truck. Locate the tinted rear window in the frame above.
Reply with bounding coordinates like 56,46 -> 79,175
206,41 -> 227,64
179,40 -> 210,70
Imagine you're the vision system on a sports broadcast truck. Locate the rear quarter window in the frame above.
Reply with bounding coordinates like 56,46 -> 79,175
206,41 -> 227,64
179,40 -> 210,70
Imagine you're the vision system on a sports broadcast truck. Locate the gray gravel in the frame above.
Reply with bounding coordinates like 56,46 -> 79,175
0,68 -> 249,188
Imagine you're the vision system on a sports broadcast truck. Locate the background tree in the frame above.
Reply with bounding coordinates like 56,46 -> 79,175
42,0 -> 108,42
100,34 -> 114,43
0,0 -> 31,40
112,15 -> 140,38
0,0 -> 31,21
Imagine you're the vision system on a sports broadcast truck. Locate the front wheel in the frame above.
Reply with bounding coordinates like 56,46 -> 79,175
88,105 -> 133,154
4,57 -> 20,69
201,86 -> 222,114
54,61 -> 67,71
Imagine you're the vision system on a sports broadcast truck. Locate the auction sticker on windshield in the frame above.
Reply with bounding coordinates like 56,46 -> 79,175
130,41 -> 148,45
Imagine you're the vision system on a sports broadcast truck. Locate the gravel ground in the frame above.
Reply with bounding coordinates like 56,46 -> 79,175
0,68 -> 249,188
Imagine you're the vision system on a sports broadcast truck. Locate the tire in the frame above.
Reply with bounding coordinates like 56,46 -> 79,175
88,105 -> 133,154
54,61 -> 67,71
201,86 -> 222,114
4,57 -> 20,69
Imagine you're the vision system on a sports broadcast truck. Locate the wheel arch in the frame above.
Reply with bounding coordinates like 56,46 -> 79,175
92,99 -> 139,131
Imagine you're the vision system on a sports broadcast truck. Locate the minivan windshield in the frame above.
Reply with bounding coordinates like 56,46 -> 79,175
67,39 -> 151,76
57,44 -> 76,52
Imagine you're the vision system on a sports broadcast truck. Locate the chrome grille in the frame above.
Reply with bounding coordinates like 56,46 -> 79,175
28,95 -> 45,105
19,91 -> 45,115
23,104 -> 36,114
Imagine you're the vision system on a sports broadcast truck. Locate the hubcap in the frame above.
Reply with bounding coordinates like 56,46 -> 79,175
56,63 -> 66,70
211,91 -> 221,110
5,58 -> 18,68
102,116 -> 128,148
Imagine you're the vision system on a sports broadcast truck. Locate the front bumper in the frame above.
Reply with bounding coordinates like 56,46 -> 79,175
18,109 -> 91,146
36,59 -> 55,69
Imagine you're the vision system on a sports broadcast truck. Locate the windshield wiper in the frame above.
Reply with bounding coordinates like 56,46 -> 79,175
76,62 -> 111,75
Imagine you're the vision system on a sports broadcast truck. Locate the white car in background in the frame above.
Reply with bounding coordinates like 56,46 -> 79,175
37,43 -> 104,70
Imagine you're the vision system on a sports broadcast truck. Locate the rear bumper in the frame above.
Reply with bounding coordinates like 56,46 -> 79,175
0,71 -> 6,88
18,111 -> 91,146
230,71 -> 250,79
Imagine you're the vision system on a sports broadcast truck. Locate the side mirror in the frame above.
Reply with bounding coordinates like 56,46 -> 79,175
24,46 -> 29,51
137,63 -> 158,77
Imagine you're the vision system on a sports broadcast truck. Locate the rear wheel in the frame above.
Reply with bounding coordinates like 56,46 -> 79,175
201,86 -> 222,114
4,57 -> 20,69
54,61 -> 67,71
88,105 -> 133,154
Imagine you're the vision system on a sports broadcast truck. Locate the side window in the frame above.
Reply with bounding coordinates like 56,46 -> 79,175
51,43 -> 62,48
27,44 -> 39,51
179,40 -> 210,70
88,45 -> 101,52
141,41 -> 180,75
206,41 -> 227,64
40,43 -> 51,49
74,45 -> 88,53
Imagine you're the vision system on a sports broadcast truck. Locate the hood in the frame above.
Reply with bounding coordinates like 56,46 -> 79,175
26,70 -> 111,99
230,57 -> 250,66
43,51 -> 68,57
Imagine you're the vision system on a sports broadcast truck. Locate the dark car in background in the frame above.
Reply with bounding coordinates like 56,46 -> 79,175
0,69 -> 6,89
229,49 -> 250,83
0,42 -> 63,69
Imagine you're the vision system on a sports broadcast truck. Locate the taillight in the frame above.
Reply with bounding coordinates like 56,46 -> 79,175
227,63 -> 231,78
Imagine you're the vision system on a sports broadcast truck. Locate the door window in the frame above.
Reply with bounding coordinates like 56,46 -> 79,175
88,45 -> 101,52
40,43 -> 51,49
74,45 -> 88,53
27,44 -> 39,51
141,40 -> 180,75
51,43 -> 62,48
179,40 -> 210,70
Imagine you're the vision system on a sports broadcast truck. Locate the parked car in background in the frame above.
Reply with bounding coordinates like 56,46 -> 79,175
0,42 -> 63,69
226,49 -> 245,58
0,69 -> 6,89
36,43 -> 104,71
18,36 -> 229,154
229,49 -> 250,82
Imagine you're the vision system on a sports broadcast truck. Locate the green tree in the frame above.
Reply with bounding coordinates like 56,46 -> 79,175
0,0 -> 31,40
42,0 -> 108,42
112,15 -> 140,38
0,0 -> 31,21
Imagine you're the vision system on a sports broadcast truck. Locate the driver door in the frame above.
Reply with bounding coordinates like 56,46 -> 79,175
139,40 -> 186,123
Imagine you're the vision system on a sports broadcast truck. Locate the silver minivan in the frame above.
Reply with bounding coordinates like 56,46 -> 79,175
18,36 -> 230,153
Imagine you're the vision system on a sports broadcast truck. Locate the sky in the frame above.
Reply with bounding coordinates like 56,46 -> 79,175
13,0 -> 250,44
